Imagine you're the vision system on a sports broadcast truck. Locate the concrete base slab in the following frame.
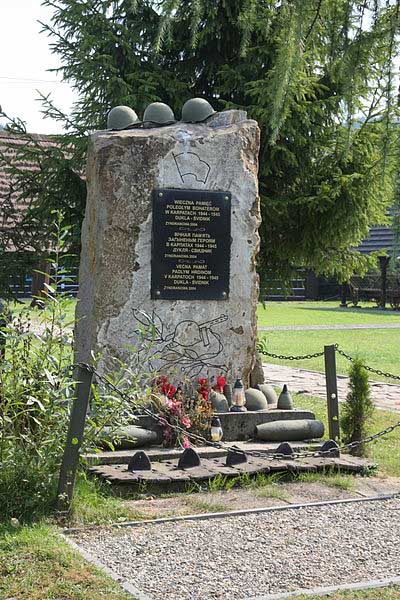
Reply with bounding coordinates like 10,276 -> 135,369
83,440 -> 323,466
134,408 -> 317,443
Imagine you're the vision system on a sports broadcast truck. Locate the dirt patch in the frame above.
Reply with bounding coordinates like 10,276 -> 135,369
119,476 -> 400,519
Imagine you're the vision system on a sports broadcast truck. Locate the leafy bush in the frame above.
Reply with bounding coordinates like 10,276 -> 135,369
341,357 -> 374,456
0,277 -> 76,520
0,219 -> 148,522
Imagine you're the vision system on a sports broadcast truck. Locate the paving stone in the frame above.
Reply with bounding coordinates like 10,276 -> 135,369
263,363 -> 400,412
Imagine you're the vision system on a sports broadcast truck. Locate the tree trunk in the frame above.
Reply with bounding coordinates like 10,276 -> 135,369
379,256 -> 390,310
30,259 -> 51,308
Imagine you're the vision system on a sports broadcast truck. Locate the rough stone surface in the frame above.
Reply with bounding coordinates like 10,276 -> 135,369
75,111 -> 260,385
249,349 -> 265,386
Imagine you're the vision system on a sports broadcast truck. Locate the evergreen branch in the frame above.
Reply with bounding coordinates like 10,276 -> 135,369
304,0 -> 323,43
154,0 -> 180,53
189,0 -> 202,49
238,0 -> 258,56
381,0 -> 400,178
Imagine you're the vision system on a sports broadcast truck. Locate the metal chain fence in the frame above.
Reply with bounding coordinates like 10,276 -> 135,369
258,341 -> 400,382
76,362 -> 400,462
335,345 -> 400,382
257,347 -> 325,361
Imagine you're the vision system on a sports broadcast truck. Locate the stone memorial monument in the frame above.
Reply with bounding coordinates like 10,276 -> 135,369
75,108 -> 261,385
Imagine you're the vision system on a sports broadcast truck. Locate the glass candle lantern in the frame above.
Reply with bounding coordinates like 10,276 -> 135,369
230,378 -> 247,412
233,378 -> 245,406
210,416 -> 223,442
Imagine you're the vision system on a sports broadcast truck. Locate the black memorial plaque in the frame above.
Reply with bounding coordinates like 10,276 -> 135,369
151,188 -> 231,300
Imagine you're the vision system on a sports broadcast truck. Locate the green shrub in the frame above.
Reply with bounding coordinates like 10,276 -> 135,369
0,299 -> 73,520
341,357 -> 374,456
0,218 -> 149,523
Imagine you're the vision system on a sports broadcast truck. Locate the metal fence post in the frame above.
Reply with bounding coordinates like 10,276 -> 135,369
0,300 -> 6,360
324,344 -> 340,441
57,364 -> 93,514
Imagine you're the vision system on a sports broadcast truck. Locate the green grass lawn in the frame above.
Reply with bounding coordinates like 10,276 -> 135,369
259,328 -> 400,383
257,301 -> 400,384
298,394 -> 400,477
0,524 -> 132,600
9,297 -> 77,322
257,301 -> 400,327
9,299 -> 400,327
10,299 -> 400,327
7,300 -> 399,382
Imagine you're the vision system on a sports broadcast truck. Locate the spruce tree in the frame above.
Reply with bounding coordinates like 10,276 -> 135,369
341,357 -> 374,457
1,0 -> 399,295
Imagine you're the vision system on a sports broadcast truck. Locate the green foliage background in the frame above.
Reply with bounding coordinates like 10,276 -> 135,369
1,0 -> 399,294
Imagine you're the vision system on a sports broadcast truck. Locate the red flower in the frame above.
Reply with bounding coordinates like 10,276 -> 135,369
215,375 -> 226,393
197,377 -> 209,401
162,383 -> 177,399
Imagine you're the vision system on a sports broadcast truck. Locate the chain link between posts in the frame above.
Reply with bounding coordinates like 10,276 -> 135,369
335,345 -> 400,382
75,363 -> 400,462
258,340 -> 400,382
257,346 -> 325,361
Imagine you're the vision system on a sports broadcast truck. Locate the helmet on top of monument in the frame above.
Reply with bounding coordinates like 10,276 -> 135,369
143,102 -> 175,126
107,106 -> 140,130
181,98 -> 216,123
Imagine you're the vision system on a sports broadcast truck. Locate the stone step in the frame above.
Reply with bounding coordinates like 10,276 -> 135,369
88,453 -> 374,492
83,440 -> 323,466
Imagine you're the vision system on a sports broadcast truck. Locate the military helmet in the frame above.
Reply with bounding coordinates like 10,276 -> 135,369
107,106 -> 140,130
143,102 -> 175,125
181,98 -> 216,123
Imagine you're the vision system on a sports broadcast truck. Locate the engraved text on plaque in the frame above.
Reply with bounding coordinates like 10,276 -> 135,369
151,188 -> 231,300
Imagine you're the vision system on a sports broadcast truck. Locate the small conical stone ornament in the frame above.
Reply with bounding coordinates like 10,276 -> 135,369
275,442 -> 294,456
277,384 -> 293,410
178,447 -> 201,469
321,439 -> 340,458
127,451 -> 152,471
226,448 -> 247,466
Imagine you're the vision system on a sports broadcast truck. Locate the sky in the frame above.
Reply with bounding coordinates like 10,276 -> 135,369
0,0 -> 78,134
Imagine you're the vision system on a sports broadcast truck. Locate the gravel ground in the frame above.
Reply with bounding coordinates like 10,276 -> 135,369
72,497 -> 400,600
